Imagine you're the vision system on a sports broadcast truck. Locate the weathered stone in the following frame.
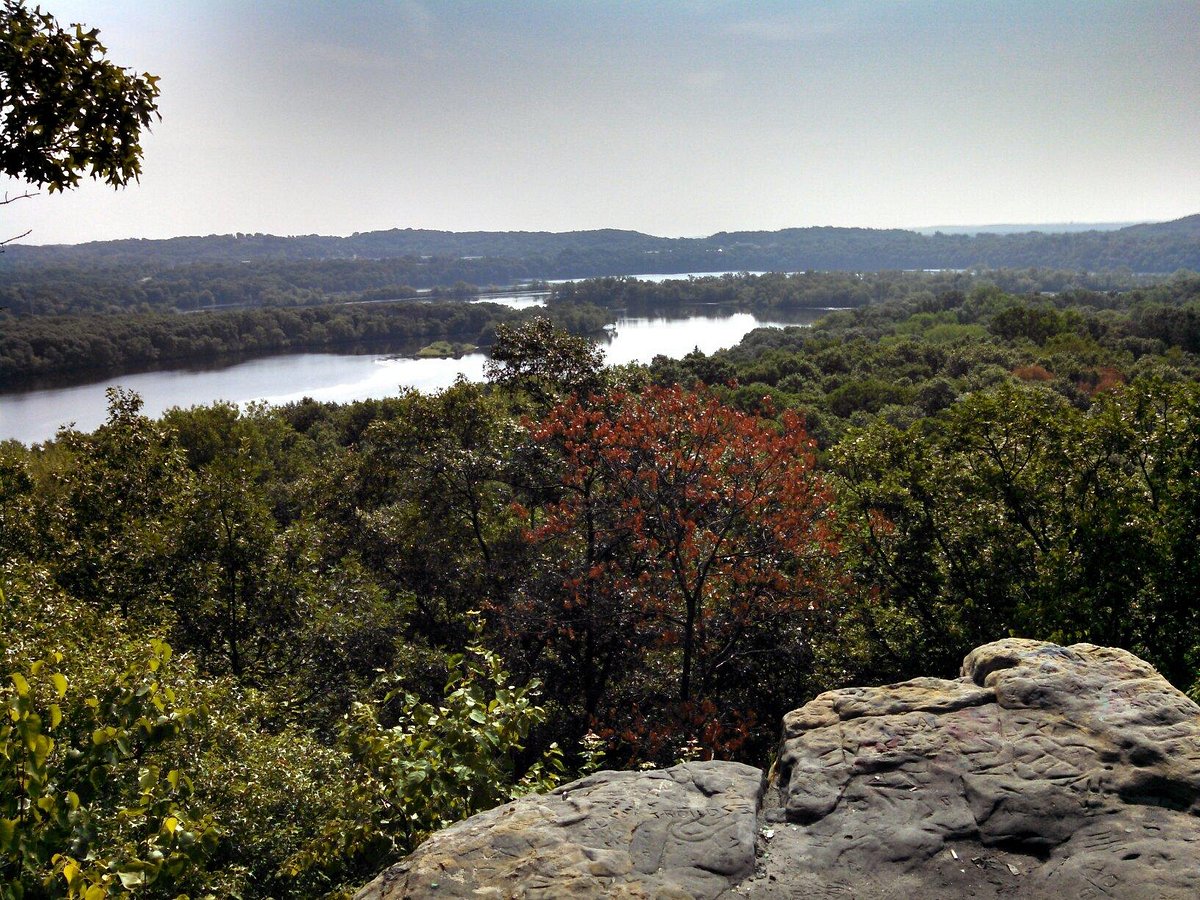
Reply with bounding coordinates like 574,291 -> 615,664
750,639 -> 1200,897
354,762 -> 762,899
356,640 -> 1200,899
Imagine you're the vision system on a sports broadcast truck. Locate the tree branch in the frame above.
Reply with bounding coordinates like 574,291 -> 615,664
1,190 -> 40,206
1,228 -> 32,247
2,190 -> 39,248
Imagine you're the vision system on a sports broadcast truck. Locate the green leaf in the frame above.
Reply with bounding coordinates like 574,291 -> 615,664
0,818 -> 15,851
118,870 -> 146,888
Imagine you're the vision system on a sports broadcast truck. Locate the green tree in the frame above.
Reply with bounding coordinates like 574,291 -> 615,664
33,390 -> 190,622
0,573 -> 218,899
485,317 -> 606,406
1,0 -> 159,193
330,383 -> 532,639
285,613 -> 562,897
171,440 -> 281,680
833,378 -> 1200,687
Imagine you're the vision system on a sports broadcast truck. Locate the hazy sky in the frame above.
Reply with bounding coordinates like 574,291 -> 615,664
3,0 -> 1198,245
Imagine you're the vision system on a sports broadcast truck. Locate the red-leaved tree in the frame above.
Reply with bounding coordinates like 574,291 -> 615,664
508,385 -> 836,760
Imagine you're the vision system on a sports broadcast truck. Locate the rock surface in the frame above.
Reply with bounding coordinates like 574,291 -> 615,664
355,762 -> 762,898
356,640 -> 1200,898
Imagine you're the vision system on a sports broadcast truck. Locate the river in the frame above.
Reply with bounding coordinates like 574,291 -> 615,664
0,306 -> 830,444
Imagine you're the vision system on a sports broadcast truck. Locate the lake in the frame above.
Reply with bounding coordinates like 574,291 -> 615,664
0,308 -> 829,444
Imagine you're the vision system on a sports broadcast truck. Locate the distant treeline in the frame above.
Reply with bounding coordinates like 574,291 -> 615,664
1,255 -> 1187,322
4,269 -> 1198,386
0,216 -> 1195,315
644,272 -> 1200,449
549,269 -> 1175,312
0,257 -> 534,317
2,216 -> 1198,270
0,300 -> 612,386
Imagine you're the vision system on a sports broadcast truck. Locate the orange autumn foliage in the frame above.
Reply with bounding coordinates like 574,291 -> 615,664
1013,364 -> 1055,382
508,384 -> 836,760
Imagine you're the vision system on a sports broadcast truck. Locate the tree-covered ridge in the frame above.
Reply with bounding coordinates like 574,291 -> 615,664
0,255 -> 1180,320
4,276 -> 1200,896
2,214 -> 1198,288
0,256 -> 526,317
548,267 -> 1179,311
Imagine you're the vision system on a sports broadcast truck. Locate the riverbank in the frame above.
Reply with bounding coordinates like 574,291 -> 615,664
0,307 -> 824,444
0,300 -> 615,389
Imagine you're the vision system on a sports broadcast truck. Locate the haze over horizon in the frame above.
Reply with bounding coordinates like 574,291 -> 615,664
2,0 -> 1197,246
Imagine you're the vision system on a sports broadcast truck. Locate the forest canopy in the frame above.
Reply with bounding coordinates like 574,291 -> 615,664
5,274 -> 1200,896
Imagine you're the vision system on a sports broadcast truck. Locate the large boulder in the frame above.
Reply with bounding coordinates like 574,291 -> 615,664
356,639 -> 1200,898
355,762 -> 763,898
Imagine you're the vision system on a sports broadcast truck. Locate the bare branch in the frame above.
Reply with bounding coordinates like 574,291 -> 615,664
1,229 -> 33,248
1,190 -> 40,206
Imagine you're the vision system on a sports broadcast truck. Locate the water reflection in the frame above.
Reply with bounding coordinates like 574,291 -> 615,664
600,311 -> 799,366
0,308 -> 824,444
469,291 -> 548,309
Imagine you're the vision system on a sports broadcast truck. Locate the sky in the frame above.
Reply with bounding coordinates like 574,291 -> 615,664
3,0 -> 1198,245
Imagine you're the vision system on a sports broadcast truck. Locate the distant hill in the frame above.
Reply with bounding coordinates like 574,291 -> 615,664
1115,213 -> 1200,238
1,215 -> 1197,277
0,228 -> 681,267
912,222 -> 1143,236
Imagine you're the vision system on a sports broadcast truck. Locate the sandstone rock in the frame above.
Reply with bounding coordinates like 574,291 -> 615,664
356,640 -> 1200,898
753,638 -> 1200,898
355,762 -> 763,899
